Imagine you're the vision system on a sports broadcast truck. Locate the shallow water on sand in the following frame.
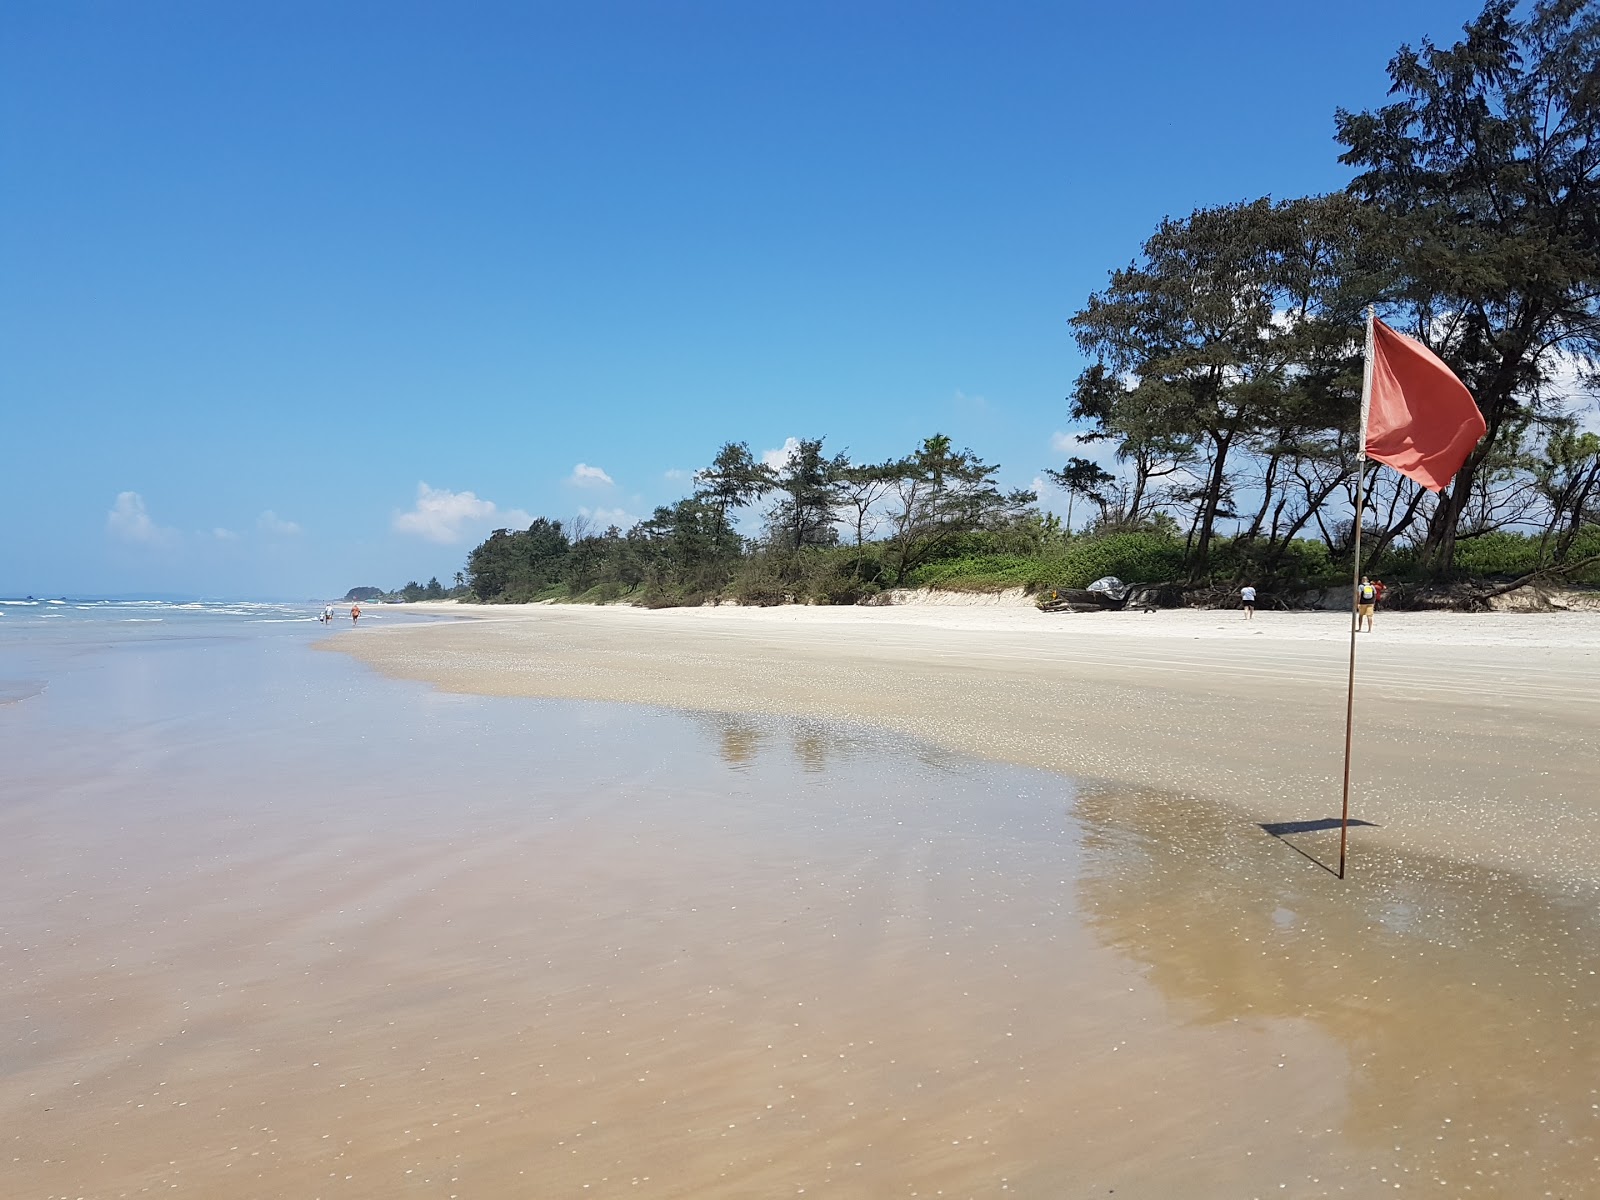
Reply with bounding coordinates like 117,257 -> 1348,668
1,616 -> 1595,1198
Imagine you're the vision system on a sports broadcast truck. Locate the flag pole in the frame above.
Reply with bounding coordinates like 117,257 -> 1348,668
1339,306 -> 1376,879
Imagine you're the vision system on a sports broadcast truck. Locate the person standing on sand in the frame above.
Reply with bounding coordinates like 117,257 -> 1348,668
1240,583 -> 1256,620
323,604 -> 334,624
351,604 -> 361,624
1357,576 -> 1378,633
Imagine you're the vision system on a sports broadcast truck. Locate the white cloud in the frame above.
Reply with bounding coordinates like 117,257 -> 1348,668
393,482 -> 532,544
567,462 -> 614,488
577,505 -> 639,531
211,527 -> 240,541
106,491 -> 177,546
1032,472 -> 1118,532
1547,352 -> 1599,434
762,437 -> 800,470
1031,475 -> 1071,522
663,468 -> 691,482
257,510 -> 301,536
1049,435 -> 1124,476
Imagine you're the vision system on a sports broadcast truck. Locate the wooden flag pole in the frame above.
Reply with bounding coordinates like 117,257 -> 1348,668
1339,306 -> 1376,879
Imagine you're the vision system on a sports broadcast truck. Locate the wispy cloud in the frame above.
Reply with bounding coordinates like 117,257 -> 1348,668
1050,430 -> 1078,454
106,491 -> 177,546
761,437 -> 800,470
663,467 -> 691,482
393,482 -> 532,544
211,527 -> 240,541
567,462 -> 614,488
257,510 -> 301,536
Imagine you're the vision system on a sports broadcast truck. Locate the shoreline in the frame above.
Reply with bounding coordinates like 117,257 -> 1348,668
323,601 -> 1600,889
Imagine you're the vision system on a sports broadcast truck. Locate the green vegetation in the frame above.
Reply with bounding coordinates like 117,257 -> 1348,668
455,434 -> 1039,606
441,495 -> 1596,608
398,3 -> 1598,609
343,577 -> 467,604
1058,1 -> 1599,584
902,532 -> 1190,593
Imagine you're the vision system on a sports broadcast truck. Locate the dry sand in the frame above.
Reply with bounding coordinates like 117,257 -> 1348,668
328,598 -> 1600,888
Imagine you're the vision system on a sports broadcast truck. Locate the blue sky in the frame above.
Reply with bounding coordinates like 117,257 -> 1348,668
2,0 -> 1474,598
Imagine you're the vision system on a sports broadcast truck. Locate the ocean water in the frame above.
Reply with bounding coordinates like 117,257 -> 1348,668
1,602 -> 1596,1198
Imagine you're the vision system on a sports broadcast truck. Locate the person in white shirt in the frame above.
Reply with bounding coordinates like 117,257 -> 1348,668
1240,584 -> 1256,620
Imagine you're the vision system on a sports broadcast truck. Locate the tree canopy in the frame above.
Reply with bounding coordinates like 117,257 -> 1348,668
1335,0 -> 1600,568
1057,1 -> 1598,579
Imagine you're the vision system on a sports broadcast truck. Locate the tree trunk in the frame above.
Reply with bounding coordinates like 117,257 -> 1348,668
1362,482 -> 1429,568
1555,462 -> 1600,562
1419,471 -> 1471,573
1241,452 -> 1280,542
1417,309 -> 1534,572
1126,456 -> 1149,525
1189,433 -> 1233,578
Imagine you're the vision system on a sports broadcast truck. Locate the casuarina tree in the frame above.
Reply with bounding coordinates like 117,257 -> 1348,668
1335,0 -> 1600,571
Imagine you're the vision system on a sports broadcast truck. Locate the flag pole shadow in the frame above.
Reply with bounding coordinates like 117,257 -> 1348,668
1260,818 -> 1379,877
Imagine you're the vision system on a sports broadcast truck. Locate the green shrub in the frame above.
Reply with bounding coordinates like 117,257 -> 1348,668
1446,532 -> 1546,577
896,533 -> 1187,593
728,558 -> 790,606
1571,526 -> 1600,582
1380,527 -> 1598,582
903,554 -> 1042,591
1044,532 -> 1187,590
569,581 -> 628,604
1205,535 -> 1341,586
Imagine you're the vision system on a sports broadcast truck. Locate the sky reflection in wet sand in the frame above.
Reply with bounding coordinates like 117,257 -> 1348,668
0,625 -> 1594,1198
1075,785 -> 1600,1196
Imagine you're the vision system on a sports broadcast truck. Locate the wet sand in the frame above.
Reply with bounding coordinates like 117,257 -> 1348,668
326,602 -> 1600,888
4,607 -> 1597,1198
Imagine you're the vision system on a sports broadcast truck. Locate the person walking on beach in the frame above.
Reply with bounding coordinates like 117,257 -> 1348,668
350,603 -> 361,624
1240,583 -> 1256,620
1356,576 -> 1378,633
323,604 -> 334,624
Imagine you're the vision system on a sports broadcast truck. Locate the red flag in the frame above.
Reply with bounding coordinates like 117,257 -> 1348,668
1365,318 -> 1486,493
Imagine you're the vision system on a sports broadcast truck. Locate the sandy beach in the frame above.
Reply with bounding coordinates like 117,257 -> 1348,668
4,601 -> 1598,1198
327,598 -> 1600,889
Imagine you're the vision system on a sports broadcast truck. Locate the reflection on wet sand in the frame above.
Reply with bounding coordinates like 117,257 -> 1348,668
702,712 -> 870,776
702,711 -> 969,782
706,713 -> 765,769
1076,785 -> 1600,1196
1,681 -> 1351,1199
